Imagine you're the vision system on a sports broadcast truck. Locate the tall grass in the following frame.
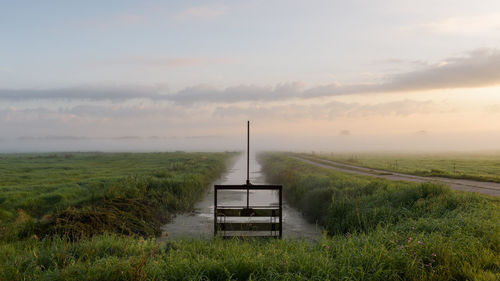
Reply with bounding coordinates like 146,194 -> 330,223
0,152 -> 236,241
1,152 -> 498,280
0,152 -> 234,220
2,229 -> 498,281
259,153 -> 500,280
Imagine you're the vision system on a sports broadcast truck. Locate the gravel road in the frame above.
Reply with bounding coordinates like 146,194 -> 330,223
292,156 -> 500,197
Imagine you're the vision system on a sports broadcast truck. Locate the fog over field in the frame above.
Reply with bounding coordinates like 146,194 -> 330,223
1,1 -> 500,152
1,131 -> 500,153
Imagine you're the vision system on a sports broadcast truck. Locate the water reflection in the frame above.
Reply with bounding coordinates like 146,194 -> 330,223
159,153 -> 322,240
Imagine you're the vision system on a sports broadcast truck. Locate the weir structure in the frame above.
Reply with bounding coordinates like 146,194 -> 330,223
214,121 -> 283,238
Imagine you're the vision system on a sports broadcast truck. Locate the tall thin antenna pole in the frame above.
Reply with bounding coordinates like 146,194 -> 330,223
246,120 -> 250,185
246,121 -> 250,209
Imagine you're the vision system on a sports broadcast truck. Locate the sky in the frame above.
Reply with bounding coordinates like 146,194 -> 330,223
1,0 -> 500,152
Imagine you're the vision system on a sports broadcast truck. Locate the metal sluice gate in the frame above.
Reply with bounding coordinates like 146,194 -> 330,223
214,121 -> 283,238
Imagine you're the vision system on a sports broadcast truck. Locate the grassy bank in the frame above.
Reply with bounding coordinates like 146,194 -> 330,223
1,152 -> 498,280
259,153 -> 500,280
0,231 -> 483,281
0,152 -> 235,240
303,151 -> 500,182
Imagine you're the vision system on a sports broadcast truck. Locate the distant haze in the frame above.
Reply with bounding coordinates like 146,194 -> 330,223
1,1 -> 500,152
2,131 -> 500,153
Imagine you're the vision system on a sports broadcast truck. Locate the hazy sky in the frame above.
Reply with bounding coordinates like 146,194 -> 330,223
1,0 -> 500,152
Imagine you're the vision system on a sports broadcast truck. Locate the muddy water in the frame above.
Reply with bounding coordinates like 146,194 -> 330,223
158,154 -> 322,241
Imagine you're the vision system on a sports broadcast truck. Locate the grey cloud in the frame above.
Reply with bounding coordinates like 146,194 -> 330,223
1,99 -> 434,135
373,58 -> 429,67
1,49 -> 499,103
60,104 -> 166,118
376,49 -> 500,92
16,136 -> 88,141
86,13 -> 144,29
104,57 -> 206,67
0,86 -> 163,101
354,100 -> 434,117
175,4 -> 228,20
169,82 -> 304,104
307,48 -> 500,98
0,104 -> 193,127
339,130 -> 350,136
100,56 -> 235,68
111,136 -> 142,140
213,99 -> 436,120
172,48 -> 500,103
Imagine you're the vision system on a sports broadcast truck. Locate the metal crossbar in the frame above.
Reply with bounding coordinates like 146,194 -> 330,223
214,185 -> 282,190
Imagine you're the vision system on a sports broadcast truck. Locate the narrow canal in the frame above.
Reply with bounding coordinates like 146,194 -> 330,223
159,153 -> 322,240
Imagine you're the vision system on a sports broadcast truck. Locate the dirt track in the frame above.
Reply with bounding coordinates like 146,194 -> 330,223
291,156 -> 500,197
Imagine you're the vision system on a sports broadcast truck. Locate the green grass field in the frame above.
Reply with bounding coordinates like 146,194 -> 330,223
0,152 -> 235,241
1,152 -> 499,280
260,153 -> 500,280
305,151 -> 500,182
0,152 -> 233,220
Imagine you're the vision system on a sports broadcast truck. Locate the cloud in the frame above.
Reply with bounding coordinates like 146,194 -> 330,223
112,136 -> 141,140
484,104 -> 500,114
306,48 -> 500,98
100,56 -> 236,68
0,103 -> 217,140
1,99 -> 436,132
81,3 -> 228,30
0,83 -> 305,103
0,85 -> 163,101
417,13 -> 500,34
373,58 -> 429,67
339,130 -> 350,136
213,99 -> 436,120
169,82 -> 304,104
374,48 -> 500,92
353,100 -> 435,117
106,57 -> 206,67
60,104 -> 160,118
2,49 -> 499,103
82,13 -> 145,29
0,67 -> 14,74
175,4 -> 228,20
17,135 -> 88,141
1,105 -> 144,126
57,103 -> 196,120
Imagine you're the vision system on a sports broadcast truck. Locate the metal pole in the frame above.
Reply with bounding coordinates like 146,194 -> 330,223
246,120 -> 250,185
279,186 -> 282,239
214,186 -> 217,236
246,121 -> 250,209
246,188 -> 250,209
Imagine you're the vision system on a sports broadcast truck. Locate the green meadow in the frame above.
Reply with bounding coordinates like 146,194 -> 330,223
0,152 -> 233,239
0,152 -> 499,280
306,151 -> 500,182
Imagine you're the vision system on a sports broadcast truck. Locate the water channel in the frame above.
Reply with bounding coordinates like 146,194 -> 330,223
158,154 -> 322,241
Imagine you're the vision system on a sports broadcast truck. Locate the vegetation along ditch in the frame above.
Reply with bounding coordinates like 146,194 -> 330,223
0,152 -> 498,280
